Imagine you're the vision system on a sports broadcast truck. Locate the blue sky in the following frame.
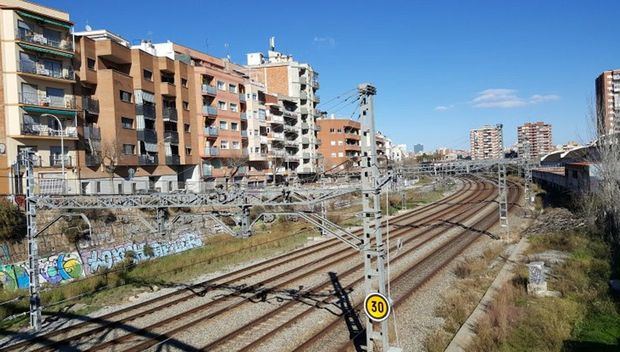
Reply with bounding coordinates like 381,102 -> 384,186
42,0 -> 620,151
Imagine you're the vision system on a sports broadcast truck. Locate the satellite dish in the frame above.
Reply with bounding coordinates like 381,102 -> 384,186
85,24 -> 92,31
128,168 -> 135,180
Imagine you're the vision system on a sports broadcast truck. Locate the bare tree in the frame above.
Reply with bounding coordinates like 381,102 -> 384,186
100,141 -> 122,185
269,156 -> 284,186
225,155 -> 249,190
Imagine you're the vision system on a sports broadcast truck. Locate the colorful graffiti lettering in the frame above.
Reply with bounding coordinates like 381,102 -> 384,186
0,252 -> 84,290
0,264 -> 29,289
83,233 -> 203,274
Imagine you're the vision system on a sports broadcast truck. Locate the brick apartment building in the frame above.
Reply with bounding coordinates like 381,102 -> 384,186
595,69 -> 620,137
470,124 -> 504,160
517,121 -> 553,160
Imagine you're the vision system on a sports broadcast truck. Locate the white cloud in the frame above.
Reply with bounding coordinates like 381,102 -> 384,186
313,36 -> 336,47
471,89 -> 560,108
434,105 -> 453,111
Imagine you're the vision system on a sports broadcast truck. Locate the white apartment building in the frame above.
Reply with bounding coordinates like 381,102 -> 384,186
470,124 -> 504,160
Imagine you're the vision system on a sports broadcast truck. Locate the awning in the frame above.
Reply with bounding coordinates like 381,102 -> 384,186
22,106 -> 76,116
16,11 -> 71,29
18,43 -> 73,58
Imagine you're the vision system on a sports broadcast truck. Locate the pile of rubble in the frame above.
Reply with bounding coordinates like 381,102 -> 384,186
525,207 -> 586,235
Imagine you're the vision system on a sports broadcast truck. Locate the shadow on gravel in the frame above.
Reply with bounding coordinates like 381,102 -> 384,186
0,310 -> 201,351
329,271 -> 366,352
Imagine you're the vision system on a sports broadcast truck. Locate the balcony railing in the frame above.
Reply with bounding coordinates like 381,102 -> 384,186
204,147 -> 219,157
239,93 -> 246,102
136,104 -> 156,119
49,155 -> 72,167
202,105 -> 217,116
313,95 -> 320,103
83,96 -> 99,114
284,125 -> 298,133
299,107 -> 308,115
85,154 -> 101,166
299,76 -> 307,84
283,110 -> 298,119
138,154 -> 158,165
202,84 -> 217,96
21,123 -> 77,138
302,152 -> 311,159
312,80 -> 319,89
16,28 -> 73,52
271,132 -> 284,140
301,122 -> 309,129
204,127 -> 218,137
137,128 -> 157,143
84,126 -> 101,140
202,164 -> 213,176
164,131 -> 179,144
270,115 -> 284,124
19,91 -> 77,109
300,91 -> 308,100
162,107 -> 178,122
240,112 -> 247,120
165,155 -> 181,165
18,59 -> 74,80
241,130 -> 248,138
301,137 -> 310,144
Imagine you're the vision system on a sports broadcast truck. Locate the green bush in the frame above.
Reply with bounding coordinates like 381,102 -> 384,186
0,198 -> 26,242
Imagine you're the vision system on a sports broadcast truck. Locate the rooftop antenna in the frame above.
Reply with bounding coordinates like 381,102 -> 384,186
85,23 -> 92,32
224,42 -> 231,60
269,36 -> 275,51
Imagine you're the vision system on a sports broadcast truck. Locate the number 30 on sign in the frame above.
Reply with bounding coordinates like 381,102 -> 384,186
363,292 -> 391,322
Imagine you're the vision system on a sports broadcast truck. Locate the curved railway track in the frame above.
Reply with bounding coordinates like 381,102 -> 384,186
1,177 -> 501,352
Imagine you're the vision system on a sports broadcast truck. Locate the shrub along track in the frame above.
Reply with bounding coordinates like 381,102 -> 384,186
0,177 -> 490,352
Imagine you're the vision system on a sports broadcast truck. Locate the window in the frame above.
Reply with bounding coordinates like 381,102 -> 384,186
338,141 -> 343,145
217,101 -> 227,110
183,101 -> 189,110
232,141 -> 240,149
184,123 -> 190,133
331,152 -> 337,157
217,81 -> 225,90
87,58 -> 96,70
337,129 -> 342,133
330,141 -> 336,146
230,103 -> 238,112
143,69 -> 153,81
228,84 -> 237,93
96,181 -> 101,194
338,152 -> 344,157
121,117 -> 133,129
181,78 -> 188,87
219,121 -> 228,130
120,90 -> 132,103
230,122 -> 238,131
46,87 -> 64,106
122,144 -> 135,155
252,93 -> 258,101
329,128 -> 335,133
185,147 -> 192,155
220,140 -> 229,149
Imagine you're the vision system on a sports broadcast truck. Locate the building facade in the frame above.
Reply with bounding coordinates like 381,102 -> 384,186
316,117 -> 361,173
470,124 -> 503,160
517,121 -> 553,160
595,69 -> 620,136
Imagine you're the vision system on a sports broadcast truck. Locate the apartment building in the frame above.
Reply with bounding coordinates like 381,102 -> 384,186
595,69 -> 620,136
172,43 -> 250,185
0,1 -> 78,194
470,124 -> 504,160
317,117 -> 361,173
517,121 -> 553,159
73,31 -> 199,193
246,38 -> 321,180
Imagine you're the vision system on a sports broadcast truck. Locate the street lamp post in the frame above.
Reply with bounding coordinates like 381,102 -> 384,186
41,113 -> 65,194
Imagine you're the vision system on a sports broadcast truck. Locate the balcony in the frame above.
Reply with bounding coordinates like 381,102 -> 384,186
270,115 -> 284,124
302,152 -> 311,159
85,154 -> 101,166
16,28 -> 73,52
285,140 -> 298,147
84,125 -> 101,140
282,110 -> 298,119
137,128 -> 157,143
202,164 -> 213,177
300,91 -> 308,100
204,127 -> 218,137
164,131 -> 179,144
312,80 -> 319,89
203,147 -> 219,157
49,155 -> 72,167
237,166 -> 248,175
21,123 -> 77,138
18,59 -> 74,80
239,93 -> 246,102
83,96 -> 99,114
202,84 -> 217,96
315,125 -> 322,132
162,107 -> 178,122
160,81 -> 176,96
241,130 -> 248,138
136,104 -> 156,119
301,137 -> 310,144
301,122 -> 309,129
313,95 -> 320,103
202,105 -> 217,116
240,112 -> 247,121
138,154 -> 158,165
165,155 -> 181,165
271,132 -> 284,140
19,91 -> 77,110
299,76 -> 307,85
284,125 -> 298,133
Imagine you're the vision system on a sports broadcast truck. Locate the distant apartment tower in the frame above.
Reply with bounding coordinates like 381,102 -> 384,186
0,1 -> 78,194
73,32 -> 199,193
517,122 -> 553,159
246,38 -> 320,180
470,124 -> 503,160
413,143 -> 424,154
595,69 -> 620,136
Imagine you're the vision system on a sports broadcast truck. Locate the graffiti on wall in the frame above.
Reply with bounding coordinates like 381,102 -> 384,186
82,232 -> 203,274
0,252 -> 84,289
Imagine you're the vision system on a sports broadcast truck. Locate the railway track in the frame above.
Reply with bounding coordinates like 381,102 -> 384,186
1,177 -> 495,352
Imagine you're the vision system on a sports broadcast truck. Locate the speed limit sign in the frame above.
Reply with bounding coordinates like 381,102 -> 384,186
363,292 -> 391,322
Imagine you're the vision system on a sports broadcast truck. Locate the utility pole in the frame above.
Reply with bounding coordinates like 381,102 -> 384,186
359,84 -> 396,352
497,163 -> 509,240
522,141 -> 534,206
22,148 -> 41,331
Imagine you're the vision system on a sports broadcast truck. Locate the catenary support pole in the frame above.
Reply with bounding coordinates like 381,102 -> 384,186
23,148 -> 41,331
498,163 -> 509,240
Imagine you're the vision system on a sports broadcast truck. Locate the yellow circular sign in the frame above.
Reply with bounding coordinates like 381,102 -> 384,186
364,292 -> 391,322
